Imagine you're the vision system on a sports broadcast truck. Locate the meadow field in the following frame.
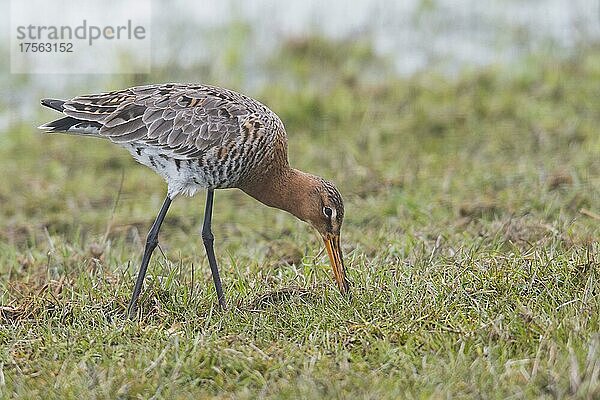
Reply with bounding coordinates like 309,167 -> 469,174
1,39 -> 599,398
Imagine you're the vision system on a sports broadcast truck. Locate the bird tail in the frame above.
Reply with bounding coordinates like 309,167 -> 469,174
38,98 -> 102,135
40,98 -> 66,112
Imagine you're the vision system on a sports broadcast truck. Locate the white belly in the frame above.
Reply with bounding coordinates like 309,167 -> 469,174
124,144 -> 210,197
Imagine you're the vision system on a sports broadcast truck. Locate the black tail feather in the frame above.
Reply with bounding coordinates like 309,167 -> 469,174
39,116 -> 81,132
39,98 -> 102,134
38,116 -> 102,134
41,98 -> 66,112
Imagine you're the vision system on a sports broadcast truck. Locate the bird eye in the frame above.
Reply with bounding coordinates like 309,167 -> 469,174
323,207 -> 333,218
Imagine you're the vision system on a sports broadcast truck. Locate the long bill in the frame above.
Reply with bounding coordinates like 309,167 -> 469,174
323,234 -> 350,294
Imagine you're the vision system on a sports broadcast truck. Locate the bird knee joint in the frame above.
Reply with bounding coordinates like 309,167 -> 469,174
202,230 -> 214,243
145,234 -> 159,248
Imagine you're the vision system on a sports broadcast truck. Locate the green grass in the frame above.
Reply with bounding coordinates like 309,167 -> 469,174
1,43 -> 599,398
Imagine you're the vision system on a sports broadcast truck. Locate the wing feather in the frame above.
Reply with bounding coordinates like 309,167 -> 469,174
51,83 -> 278,159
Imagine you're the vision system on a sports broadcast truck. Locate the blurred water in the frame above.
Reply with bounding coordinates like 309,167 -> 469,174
1,0 -> 599,129
153,0 -> 599,75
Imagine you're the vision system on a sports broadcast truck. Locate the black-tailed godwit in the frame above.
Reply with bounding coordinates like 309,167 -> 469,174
39,83 -> 349,317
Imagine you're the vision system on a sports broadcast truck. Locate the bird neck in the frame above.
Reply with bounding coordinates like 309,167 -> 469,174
241,167 -> 317,222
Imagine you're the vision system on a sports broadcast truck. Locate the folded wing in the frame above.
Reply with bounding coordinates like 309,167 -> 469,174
40,83 -> 256,159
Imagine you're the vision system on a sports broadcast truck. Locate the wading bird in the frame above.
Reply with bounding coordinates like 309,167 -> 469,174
39,83 -> 349,317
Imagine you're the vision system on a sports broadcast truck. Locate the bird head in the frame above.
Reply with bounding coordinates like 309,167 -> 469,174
301,177 -> 350,294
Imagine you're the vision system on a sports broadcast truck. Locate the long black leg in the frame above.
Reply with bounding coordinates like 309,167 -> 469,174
127,195 -> 172,318
202,189 -> 226,308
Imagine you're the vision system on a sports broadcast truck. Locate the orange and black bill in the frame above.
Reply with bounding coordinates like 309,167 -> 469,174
323,234 -> 350,294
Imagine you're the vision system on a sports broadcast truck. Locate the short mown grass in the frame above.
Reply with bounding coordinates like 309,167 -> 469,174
1,41 -> 599,398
